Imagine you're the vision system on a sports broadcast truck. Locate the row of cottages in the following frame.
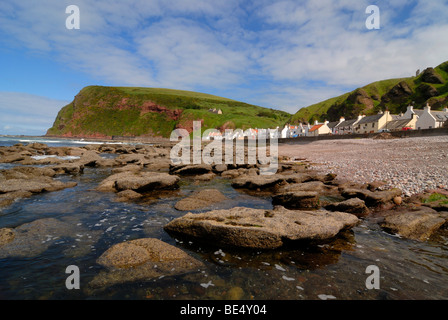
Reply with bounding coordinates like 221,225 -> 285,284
320,104 -> 448,136
402,104 -> 448,130
205,127 -> 281,140
204,104 -> 447,140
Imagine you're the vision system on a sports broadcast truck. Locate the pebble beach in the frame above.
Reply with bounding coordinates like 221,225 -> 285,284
278,135 -> 448,197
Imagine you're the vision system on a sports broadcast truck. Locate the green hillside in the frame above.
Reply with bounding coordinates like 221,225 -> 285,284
46,86 -> 291,139
290,60 -> 448,124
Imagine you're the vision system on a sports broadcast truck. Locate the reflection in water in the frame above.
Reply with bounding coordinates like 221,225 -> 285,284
0,166 -> 447,300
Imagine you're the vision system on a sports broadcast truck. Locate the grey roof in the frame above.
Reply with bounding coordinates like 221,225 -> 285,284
386,119 -> 413,130
431,111 -> 448,122
327,121 -> 340,129
338,118 -> 358,128
357,114 -> 384,125
413,110 -> 424,116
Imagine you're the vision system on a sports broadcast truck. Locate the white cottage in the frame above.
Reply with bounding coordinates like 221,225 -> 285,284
416,104 -> 448,130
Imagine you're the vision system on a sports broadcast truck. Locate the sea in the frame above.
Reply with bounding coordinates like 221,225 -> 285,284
0,135 -> 447,302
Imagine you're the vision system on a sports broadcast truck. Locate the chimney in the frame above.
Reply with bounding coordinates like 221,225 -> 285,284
324,120 -> 329,125
339,117 -> 345,123
314,120 -> 319,125
425,103 -> 431,112
407,105 -> 414,113
444,107 -> 448,113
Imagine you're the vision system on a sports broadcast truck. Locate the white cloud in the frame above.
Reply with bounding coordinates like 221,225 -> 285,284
0,92 -> 69,135
0,0 -> 447,119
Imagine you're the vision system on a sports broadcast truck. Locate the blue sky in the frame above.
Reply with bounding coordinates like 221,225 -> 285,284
1,0 -> 448,135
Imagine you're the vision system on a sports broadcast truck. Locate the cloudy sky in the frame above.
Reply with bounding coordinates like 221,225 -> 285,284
1,0 -> 447,135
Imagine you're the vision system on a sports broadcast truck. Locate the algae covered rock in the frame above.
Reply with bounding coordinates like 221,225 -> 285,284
88,238 -> 204,292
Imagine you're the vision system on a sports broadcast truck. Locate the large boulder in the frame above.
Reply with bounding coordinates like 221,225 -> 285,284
174,189 -> 228,211
277,181 -> 338,194
0,218 -> 100,258
272,191 -> 320,210
87,238 -> 204,292
51,163 -> 85,175
381,207 -> 448,241
325,198 -> 370,218
97,171 -> 179,193
0,177 -> 77,194
170,164 -> 213,176
164,206 -> 359,249
341,187 -> 402,207
231,175 -> 286,190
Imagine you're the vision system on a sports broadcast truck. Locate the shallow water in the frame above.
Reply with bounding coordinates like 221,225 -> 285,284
1,138 -> 447,300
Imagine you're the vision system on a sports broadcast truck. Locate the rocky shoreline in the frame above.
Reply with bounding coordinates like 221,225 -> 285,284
1,138 -> 448,293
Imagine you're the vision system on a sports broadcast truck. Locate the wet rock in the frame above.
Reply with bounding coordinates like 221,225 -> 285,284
325,198 -> 370,218
0,178 -> 77,194
170,164 -> 213,176
0,191 -> 33,209
52,163 -> 85,175
0,153 -> 26,163
277,181 -> 338,194
193,173 -> 216,182
97,171 -> 179,193
213,164 -> 228,174
221,170 -> 242,179
381,207 -> 448,241
341,187 -> 402,207
0,218 -> 97,258
115,153 -> 151,166
111,164 -> 142,174
272,191 -> 320,210
0,167 -> 56,179
87,238 -> 204,292
77,150 -> 104,167
0,228 -> 15,247
114,172 -> 180,192
231,175 -> 286,190
175,189 -> 228,211
164,206 -> 359,249
144,159 -> 171,172
225,287 -> 245,300
115,190 -> 143,202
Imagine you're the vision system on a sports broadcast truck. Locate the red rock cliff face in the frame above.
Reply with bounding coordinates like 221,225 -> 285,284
116,99 -> 183,121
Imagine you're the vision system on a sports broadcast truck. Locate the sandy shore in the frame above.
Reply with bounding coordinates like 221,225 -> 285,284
278,135 -> 448,196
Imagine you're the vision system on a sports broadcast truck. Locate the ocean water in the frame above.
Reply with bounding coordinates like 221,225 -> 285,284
0,136 -> 131,148
0,136 -> 447,300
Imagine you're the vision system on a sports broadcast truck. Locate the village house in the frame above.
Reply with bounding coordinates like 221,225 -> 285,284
308,120 -> 332,137
327,117 -> 345,135
415,104 -> 448,130
400,104 -> 448,130
354,110 -> 393,134
281,124 -> 305,138
337,115 -> 365,135
386,113 -> 418,131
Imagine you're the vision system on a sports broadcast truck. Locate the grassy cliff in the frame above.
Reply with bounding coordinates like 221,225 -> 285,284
47,86 -> 291,139
290,60 -> 448,124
